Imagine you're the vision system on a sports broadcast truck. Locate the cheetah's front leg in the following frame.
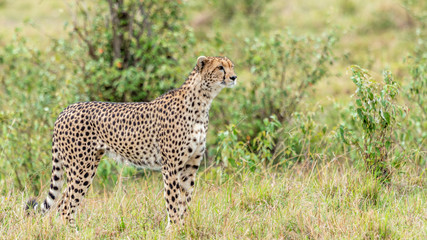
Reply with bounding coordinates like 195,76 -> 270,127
176,151 -> 203,219
161,162 -> 185,228
160,143 -> 204,227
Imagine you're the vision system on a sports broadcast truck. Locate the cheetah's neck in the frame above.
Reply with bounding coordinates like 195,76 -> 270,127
181,70 -> 222,112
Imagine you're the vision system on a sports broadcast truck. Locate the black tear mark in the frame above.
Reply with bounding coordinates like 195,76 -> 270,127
222,68 -> 227,85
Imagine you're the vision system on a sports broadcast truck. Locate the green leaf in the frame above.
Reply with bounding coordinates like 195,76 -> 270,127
228,157 -> 237,167
381,111 -> 390,125
356,108 -> 364,120
339,125 -> 349,145
385,140 -> 391,150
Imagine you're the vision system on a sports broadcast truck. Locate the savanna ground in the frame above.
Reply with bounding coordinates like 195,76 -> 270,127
2,164 -> 425,239
0,0 -> 426,239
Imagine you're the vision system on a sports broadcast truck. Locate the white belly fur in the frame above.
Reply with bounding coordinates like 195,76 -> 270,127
105,149 -> 162,171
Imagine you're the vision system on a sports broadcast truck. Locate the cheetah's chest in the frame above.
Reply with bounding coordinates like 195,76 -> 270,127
189,122 -> 207,154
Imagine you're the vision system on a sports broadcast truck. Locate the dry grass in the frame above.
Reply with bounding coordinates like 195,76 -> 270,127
0,0 -> 69,45
1,162 -> 425,239
0,0 -> 425,239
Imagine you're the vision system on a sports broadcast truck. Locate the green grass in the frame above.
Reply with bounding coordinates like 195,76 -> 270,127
1,163 -> 425,239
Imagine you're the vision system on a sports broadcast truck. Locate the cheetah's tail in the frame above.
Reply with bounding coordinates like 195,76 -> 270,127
25,140 -> 64,215
41,141 -> 65,214
24,198 -> 39,215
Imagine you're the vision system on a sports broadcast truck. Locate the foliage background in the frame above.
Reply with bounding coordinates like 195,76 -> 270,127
0,0 -> 425,238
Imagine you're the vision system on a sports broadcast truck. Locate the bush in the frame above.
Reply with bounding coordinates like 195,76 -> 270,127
209,31 -> 338,168
339,66 -> 407,182
244,31 -> 336,126
0,32 -> 82,194
216,116 -> 281,171
281,109 -> 337,163
402,4 -> 427,163
211,31 -> 336,138
209,0 -> 273,34
69,0 -> 194,102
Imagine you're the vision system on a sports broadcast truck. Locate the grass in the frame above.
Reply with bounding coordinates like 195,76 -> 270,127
0,0 -> 425,239
0,0 -> 69,45
1,162 -> 425,239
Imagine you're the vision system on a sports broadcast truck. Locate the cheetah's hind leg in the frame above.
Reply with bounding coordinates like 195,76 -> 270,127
57,148 -> 104,227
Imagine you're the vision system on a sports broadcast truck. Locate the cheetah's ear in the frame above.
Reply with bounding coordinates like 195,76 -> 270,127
196,56 -> 207,73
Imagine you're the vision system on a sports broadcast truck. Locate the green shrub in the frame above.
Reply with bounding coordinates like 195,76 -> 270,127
0,32 -> 82,194
281,109 -> 337,163
216,31 -> 336,137
209,0 -> 272,34
339,66 -> 407,182
402,6 -> 427,163
69,0 -> 194,102
339,0 -> 357,15
216,116 -> 281,171
210,31 -> 337,168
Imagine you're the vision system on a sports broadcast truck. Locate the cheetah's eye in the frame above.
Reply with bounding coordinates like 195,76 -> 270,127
218,66 -> 224,71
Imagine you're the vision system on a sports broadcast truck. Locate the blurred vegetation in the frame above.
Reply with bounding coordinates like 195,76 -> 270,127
0,0 -> 425,196
339,66 -> 407,183
69,0 -> 194,102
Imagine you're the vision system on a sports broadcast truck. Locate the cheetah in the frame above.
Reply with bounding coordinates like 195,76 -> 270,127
28,56 -> 237,228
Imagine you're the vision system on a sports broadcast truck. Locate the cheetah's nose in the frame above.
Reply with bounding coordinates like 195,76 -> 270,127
230,76 -> 237,81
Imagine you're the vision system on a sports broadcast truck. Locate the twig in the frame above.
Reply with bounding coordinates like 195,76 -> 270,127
73,26 -> 99,61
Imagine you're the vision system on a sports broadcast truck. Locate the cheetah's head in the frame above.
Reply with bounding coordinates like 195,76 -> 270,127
196,56 -> 237,89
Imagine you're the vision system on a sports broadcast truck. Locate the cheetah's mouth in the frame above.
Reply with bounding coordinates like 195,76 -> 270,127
226,81 -> 236,88
220,79 -> 236,88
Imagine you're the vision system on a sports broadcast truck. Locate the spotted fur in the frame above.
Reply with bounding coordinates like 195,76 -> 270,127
29,56 -> 237,227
